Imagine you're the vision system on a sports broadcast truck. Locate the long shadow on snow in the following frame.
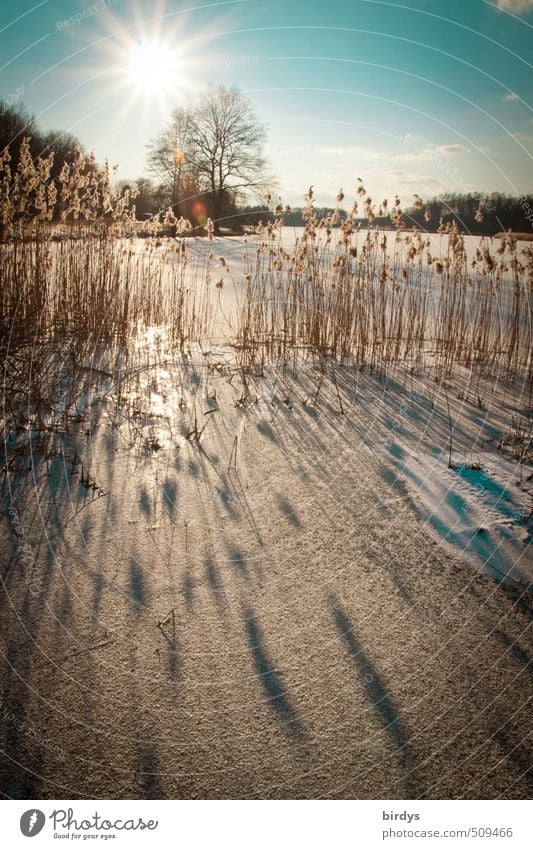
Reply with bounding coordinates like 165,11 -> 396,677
330,597 -> 424,797
243,607 -> 304,738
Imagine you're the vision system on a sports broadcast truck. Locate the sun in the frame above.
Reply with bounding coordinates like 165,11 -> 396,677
128,40 -> 178,96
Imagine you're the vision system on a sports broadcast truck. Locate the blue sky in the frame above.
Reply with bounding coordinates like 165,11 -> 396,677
1,0 -> 532,205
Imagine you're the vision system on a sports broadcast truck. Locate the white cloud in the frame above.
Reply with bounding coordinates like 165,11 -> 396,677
394,149 -> 435,162
318,143 -> 470,164
434,144 -> 471,156
496,0 -> 533,13
280,142 -> 480,205
502,91 -> 520,101
396,144 -> 470,161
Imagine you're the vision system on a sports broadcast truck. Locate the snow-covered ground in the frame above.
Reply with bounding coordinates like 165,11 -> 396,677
117,228 -> 531,585
0,229 -> 531,799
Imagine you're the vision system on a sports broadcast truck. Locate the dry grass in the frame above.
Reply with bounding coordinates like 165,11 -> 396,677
1,146 -> 532,442
236,197 -> 532,383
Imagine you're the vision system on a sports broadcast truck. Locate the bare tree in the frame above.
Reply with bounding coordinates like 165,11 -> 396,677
146,106 -> 196,208
188,86 -> 274,232
146,86 -> 275,233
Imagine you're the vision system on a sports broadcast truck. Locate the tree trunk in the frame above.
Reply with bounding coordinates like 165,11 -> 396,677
212,186 -> 223,235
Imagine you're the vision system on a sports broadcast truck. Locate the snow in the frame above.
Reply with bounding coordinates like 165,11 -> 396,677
1,235 -> 531,797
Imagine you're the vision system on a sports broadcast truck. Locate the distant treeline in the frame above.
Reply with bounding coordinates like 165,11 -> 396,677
279,194 -> 533,235
2,99 -> 532,236
403,193 -> 533,235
